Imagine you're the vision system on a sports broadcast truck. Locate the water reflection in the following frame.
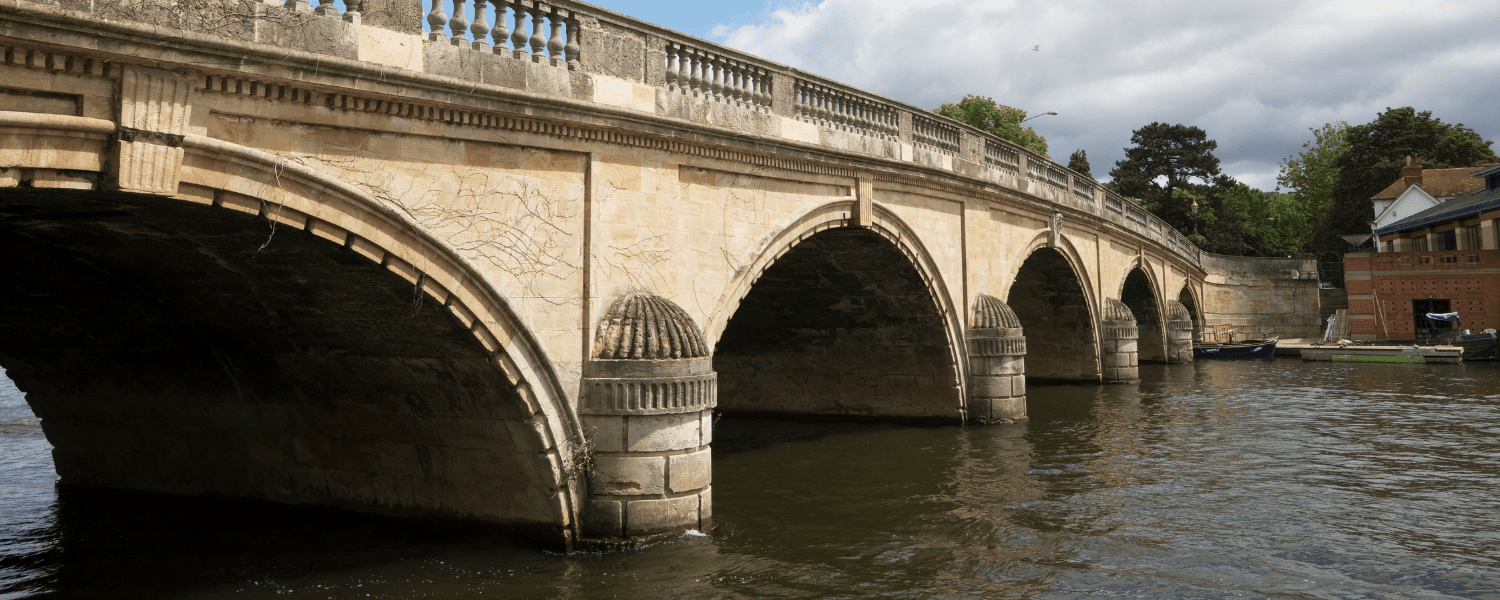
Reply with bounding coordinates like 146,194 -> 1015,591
3,359 -> 1500,598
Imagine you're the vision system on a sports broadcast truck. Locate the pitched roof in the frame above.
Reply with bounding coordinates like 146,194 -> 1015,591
1376,185 -> 1500,237
1370,166 -> 1487,200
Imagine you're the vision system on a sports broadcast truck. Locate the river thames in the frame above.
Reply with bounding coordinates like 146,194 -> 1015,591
3,358 -> 1500,599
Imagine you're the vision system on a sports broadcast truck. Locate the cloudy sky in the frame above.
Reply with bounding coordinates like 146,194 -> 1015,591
432,0 -> 1500,191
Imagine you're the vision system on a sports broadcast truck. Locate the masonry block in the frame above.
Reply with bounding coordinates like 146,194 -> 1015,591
625,495 -> 700,536
581,414 -> 625,453
626,412 -> 701,452
590,455 -> 664,496
668,449 -> 711,493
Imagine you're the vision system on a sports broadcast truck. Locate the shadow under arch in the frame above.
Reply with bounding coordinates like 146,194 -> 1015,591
709,204 -> 965,422
1177,284 -> 1203,338
0,115 -> 583,547
1120,264 -> 1166,362
1006,242 -> 1100,383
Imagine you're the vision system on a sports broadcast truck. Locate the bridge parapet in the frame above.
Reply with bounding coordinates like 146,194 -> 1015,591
7,0 -> 1200,267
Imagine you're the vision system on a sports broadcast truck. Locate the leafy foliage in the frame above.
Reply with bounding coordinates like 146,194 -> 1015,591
1067,149 -> 1092,180
1220,184 -> 1315,257
933,95 -> 1049,156
1274,122 -> 1348,255
1314,107 -> 1493,252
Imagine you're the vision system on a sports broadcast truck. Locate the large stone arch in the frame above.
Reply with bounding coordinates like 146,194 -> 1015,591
1119,263 -> 1167,363
1177,284 -> 1203,340
0,112 -> 584,547
708,201 -> 967,421
1005,236 -> 1101,383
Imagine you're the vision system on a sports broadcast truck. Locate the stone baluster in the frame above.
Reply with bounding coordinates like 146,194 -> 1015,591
547,8 -> 565,67
448,0 -> 470,46
491,3 -> 510,54
709,55 -> 723,100
529,5 -> 547,62
564,13 -> 581,70
689,49 -> 704,95
750,69 -> 763,107
470,1 -> 491,51
426,0 -> 449,42
314,0 -> 337,16
793,80 -> 805,117
734,63 -> 748,104
344,0 -> 363,22
665,44 -> 679,90
816,85 -> 830,125
509,1 -> 529,60
725,61 -> 739,103
676,46 -> 692,91
759,71 -> 771,109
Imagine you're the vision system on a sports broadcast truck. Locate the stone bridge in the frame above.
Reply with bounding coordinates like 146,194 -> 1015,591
0,0 -> 1306,550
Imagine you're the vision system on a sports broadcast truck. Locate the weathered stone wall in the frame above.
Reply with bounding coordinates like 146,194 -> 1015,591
1199,255 -> 1322,340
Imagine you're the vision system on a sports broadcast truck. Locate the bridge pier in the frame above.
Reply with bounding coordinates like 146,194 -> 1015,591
579,293 -> 715,540
1101,299 -> 1141,383
966,294 -> 1027,422
1166,300 -> 1195,363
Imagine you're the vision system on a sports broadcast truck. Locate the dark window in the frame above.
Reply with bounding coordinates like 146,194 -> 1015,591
1468,255 -> 1482,263
1412,236 -> 1429,251
1441,229 -> 1457,251
1467,225 -> 1484,250
1442,255 -> 1457,263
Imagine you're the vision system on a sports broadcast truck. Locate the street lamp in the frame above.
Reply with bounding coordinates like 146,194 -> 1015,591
1020,111 -> 1058,124
1191,198 -> 1199,236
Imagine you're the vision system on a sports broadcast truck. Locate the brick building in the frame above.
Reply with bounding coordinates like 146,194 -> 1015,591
1346,160 -> 1500,341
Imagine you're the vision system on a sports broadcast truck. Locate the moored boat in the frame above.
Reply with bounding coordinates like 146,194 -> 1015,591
1449,330 -> 1497,361
1194,337 -> 1278,359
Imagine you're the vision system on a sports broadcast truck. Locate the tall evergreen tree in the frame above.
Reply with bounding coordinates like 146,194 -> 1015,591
1315,107 -> 1493,252
1067,149 -> 1093,180
1109,123 -> 1222,236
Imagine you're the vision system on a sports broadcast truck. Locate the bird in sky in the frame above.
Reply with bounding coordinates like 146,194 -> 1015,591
1033,45 -> 1041,51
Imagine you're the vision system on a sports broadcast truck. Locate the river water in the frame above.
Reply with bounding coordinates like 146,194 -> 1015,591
3,359 -> 1500,599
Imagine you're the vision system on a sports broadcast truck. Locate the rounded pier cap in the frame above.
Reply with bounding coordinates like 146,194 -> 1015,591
593,292 -> 708,360
1104,298 -> 1136,323
972,293 -> 1021,329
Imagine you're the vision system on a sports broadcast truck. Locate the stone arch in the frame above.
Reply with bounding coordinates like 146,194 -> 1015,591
0,114 -> 584,546
1119,263 -> 1166,363
1005,239 -> 1101,383
709,201 -> 966,421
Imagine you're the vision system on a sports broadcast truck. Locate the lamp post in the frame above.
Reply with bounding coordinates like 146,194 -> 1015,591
1019,111 -> 1058,124
1190,198 -> 1199,236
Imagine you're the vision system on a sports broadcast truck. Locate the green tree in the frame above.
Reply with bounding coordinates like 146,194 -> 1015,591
1220,183 -> 1312,256
1276,122 -> 1348,255
1109,123 -> 1222,236
933,95 -> 1048,156
1067,149 -> 1093,180
1315,107 -> 1493,252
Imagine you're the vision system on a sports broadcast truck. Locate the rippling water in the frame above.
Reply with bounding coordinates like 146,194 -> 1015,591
4,359 -> 1500,599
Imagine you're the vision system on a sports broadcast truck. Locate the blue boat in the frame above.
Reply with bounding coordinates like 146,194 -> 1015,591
1194,337 -> 1278,359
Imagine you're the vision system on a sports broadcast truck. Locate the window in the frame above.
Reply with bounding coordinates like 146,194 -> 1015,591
1419,256 -> 1433,264
1412,236 -> 1429,251
1468,255 -> 1482,263
1467,225 -> 1483,250
1441,255 -> 1458,263
1440,229 -> 1457,251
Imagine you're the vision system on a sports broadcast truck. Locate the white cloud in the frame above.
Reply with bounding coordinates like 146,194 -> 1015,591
713,0 -> 1500,186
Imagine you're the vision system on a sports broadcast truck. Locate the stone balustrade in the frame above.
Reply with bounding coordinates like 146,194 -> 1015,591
27,0 -> 1199,268
426,0 -> 580,68
911,113 -> 961,157
793,78 -> 899,139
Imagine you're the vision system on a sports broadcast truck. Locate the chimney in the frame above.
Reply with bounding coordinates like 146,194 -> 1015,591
1402,154 -> 1423,189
